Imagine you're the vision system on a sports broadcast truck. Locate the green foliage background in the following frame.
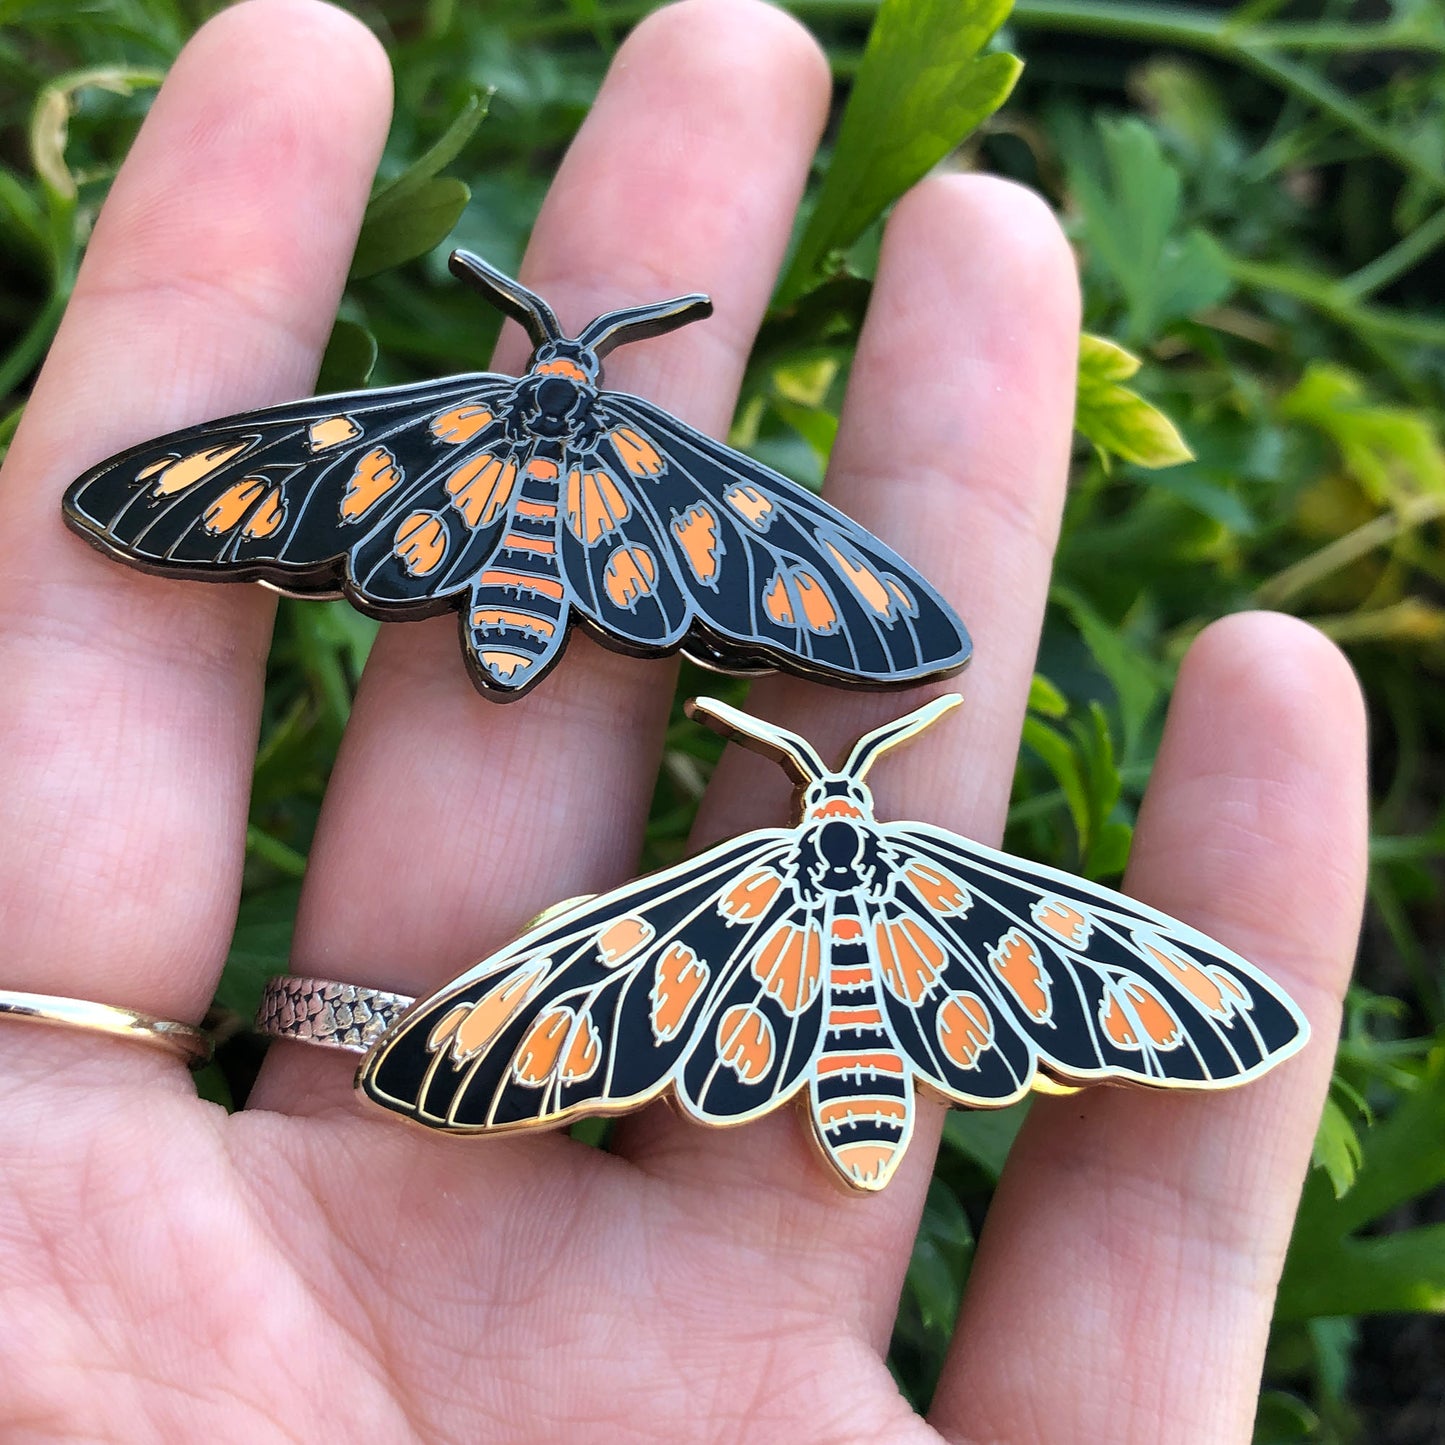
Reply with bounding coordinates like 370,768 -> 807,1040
3,0 -> 1444,1438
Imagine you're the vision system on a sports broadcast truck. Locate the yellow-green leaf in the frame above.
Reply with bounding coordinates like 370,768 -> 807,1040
779,0 -> 1021,302
1075,333 -> 1193,469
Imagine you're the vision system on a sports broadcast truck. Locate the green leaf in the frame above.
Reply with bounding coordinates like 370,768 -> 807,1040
1277,1222 -> 1445,1320
1279,362 -> 1445,504
1311,1095 -> 1364,1199
316,318 -> 378,393
1052,583 -> 1166,756
1075,333 -> 1194,469
351,175 -> 472,280
1027,672 -> 1069,719
941,1099 -> 1030,1179
368,87 -> 489,212
779,0 -> 1021,301
217,884 -> 300,1019
350,89 -> 489,280
1066,117 -> 1231,342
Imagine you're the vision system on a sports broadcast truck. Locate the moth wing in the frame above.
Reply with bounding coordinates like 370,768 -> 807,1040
62,374 -> 519,612
873,824 -> 1309,1104
359,828 -> 824,1132
573,392 -> 971,685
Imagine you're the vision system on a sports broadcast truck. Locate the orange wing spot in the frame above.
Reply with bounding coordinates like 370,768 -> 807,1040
602,545 -> 657,609
670,505 -> 721,585
936,991 -> 993,1070
203,478 -> 266,534
830,917 -> 865,942
525,457 -> 560,480
597,916 -> 655,966
825,543 -> 895,618
340,446 -> 402,521
511,1007 -> 574,1085
425,1003 -> 470,1055
561,1013 -> 602,1083
446,454 -> 517,528
136,455 -> 176,480
814,1051 -> 905,1079
563,467 -> 631,545
1032,898 -> 1092,949
150,441 -> 251,496
763,571 -> 794,626
515,499 -> 558,520
307,416 -> 361,451
875,917 -> 947,1005
471,608 -> 556,639
431,966 -> 544,1062
394,512 -> 448,576
533,358 -> 587,381
611,426 -> 664,477
750,922 -> 823,1014
763,568 -> 838,634
723,483 -> 773,530
989,928 -> 1053,1021
1143,941 -> 1238,1018
430,404 -> 494,444
886,579 -> 916,615
718,869 -> 783,923
650,943 -> 709,1043
795,571 -> 837,633
717,1004 -> 774,1084
502,531 -> 555,556
827,1005 -> 883,1030
243,487 -> 285,539
479,569 -> 566,601
817,1096 -> 908,1127
830,963 -> 873,989
1125,981 -> 1183,1048
829,1141 -> 903,1190
478,649 -> 533,680
1100,990 -> 1139,1049
904,861 -> 971,916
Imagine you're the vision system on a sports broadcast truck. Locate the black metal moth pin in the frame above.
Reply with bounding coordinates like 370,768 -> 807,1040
63,252 -> 972,699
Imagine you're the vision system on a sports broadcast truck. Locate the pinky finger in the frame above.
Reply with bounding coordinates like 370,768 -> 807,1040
930,611 -> 1368,1445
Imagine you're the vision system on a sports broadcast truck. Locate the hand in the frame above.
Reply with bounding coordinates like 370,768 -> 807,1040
0,1 -> 1367,1440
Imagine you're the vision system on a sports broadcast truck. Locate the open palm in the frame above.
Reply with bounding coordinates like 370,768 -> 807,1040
0,2 -> 1367,1440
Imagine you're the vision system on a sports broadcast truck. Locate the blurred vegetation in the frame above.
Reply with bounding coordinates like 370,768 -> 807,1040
3,0 -> 1444,1439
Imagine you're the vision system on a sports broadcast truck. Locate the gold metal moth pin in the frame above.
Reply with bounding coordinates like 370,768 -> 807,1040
259,695 -> 1308,1192
63,252 -> 971,699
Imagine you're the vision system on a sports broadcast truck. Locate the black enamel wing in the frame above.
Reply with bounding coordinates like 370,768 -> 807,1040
63,252 -> 972,700
359,696 -> 1308,1192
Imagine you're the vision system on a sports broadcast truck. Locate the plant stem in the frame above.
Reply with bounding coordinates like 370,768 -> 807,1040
1343,205 -> 1445,301
245,825 -> 309,879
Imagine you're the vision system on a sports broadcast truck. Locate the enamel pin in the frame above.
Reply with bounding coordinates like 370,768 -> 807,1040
63,252 -> 971,699
257,695 -> 1308,1192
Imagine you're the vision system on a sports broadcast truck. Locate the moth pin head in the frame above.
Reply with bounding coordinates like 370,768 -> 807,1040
530,339 -> 600,385
802,777 -> 872,823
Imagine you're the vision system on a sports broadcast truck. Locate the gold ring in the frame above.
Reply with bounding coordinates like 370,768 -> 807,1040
0,989 -> 213,1068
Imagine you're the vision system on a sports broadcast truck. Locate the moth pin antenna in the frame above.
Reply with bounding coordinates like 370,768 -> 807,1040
684,697 -> 827,785
843,693 -> 964,780
448,250 -> 562,348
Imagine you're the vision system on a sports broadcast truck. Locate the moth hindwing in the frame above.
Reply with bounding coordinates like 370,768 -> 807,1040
63,250 -> 971,700
358,693 -> 1308,1193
